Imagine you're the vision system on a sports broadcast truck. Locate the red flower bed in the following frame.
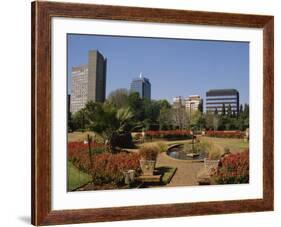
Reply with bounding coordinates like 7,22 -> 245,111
145,130 -> 192,139
90,152 -> 141,185
211,150 -> 249,184
206,130 -> 244,139
68,141 -> 140,185
68,141 -> 107,172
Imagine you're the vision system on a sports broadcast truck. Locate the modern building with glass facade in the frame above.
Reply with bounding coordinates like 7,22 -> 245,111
70,50 -> 107,113
206,89 -> 239,115
130,74 -> 151,100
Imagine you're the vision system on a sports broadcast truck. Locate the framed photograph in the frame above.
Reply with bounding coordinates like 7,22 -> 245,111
31,1 -> 274,226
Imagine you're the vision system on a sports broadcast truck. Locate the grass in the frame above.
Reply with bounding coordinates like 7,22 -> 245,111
67,161 -> 92,191
68,131 -> 103,143
201,137 -> 249,151
137,139 -> 192,148
155,166 -> 177,184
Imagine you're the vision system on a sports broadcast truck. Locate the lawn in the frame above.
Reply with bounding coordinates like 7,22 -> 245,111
67,161 -> 92,191
201,137 -> 249,152
137,139 -> 192,148
156,166 -> 177,184
68,131 -> 103,143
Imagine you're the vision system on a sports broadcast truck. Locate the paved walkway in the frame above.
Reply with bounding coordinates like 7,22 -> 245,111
156,152 -> 204,187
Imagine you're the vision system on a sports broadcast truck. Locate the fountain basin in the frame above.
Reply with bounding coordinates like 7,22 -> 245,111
167,144 -> 206,161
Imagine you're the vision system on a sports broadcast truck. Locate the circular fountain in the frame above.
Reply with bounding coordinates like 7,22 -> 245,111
167,143 -> 206,161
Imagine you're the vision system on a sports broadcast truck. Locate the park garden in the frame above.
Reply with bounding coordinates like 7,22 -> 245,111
67,89 -> 249,191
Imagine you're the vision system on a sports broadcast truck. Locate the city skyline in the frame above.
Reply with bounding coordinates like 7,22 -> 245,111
67,34 -> 249,106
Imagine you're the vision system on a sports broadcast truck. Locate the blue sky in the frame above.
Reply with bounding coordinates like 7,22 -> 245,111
67,34 -> 249,106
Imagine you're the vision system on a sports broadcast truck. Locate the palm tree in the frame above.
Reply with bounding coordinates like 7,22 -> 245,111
84,101 -> 134,152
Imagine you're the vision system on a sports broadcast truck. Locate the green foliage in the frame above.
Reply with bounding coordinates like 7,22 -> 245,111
156,166 -> 177,184
127,92 -> 144,122
196,139 -> 223,160
221,104 -> 226,116
198,103 -> 249,131
69,95 -> 249,139
71,108 -> 88,131
227,104 -> 232,116
82,101 -> 135,152
159,107 -> 173,130
107,88 -> 129,108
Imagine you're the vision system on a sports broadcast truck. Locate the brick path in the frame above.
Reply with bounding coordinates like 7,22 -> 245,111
156,152 -> 204,187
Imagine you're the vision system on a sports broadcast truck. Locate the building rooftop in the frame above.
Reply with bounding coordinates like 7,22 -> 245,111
131,76 -> 150,84
206,89 -> 239,96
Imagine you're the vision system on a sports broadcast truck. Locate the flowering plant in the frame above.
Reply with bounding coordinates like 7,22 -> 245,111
68,141 -> 141,185
90,152 -> 140,185
211,150 -> 249,184
68,141 -> 107,172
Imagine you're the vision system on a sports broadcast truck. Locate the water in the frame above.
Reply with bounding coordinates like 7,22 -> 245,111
167,145 -> 205,160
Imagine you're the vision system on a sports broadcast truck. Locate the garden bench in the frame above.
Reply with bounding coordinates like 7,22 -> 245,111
136,175 -> 161,183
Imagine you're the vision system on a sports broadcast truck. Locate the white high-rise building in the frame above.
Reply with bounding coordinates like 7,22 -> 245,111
172,96 -> 184,108
70,50 -> 107,113
70,65 -> 88,113
185,95 -> 203,112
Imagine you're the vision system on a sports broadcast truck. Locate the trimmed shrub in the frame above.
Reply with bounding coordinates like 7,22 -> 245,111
111,132 -> 134,148
139,145 -> 159,161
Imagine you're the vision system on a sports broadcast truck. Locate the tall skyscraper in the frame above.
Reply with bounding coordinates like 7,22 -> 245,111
206,89 -> 239,115
130,73 -> 151,100
70,50 -> 107,113
88,50 -> 107,103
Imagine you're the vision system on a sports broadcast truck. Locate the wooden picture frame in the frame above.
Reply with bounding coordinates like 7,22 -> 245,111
31,1 -> 274,226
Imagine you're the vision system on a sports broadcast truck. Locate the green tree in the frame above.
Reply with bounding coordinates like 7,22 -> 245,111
72,108 -> 87,131
107,88 -> 129,109
159,107 -> 173,130
198,101 -> 203,113
84,101 -> 135,152
222,104 -> 226,116
143,99 -> 160,123
243,103 -> 249,116
156,99 -> 171,109
227,104 -> 232,116
128,92 -> 144,122
214,108 -> 218,115
205,112 -> 214,130
190,110 -> 203,130
239,104 -> 243,115
213,115 -> 220,131
171,108 -> 188,130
